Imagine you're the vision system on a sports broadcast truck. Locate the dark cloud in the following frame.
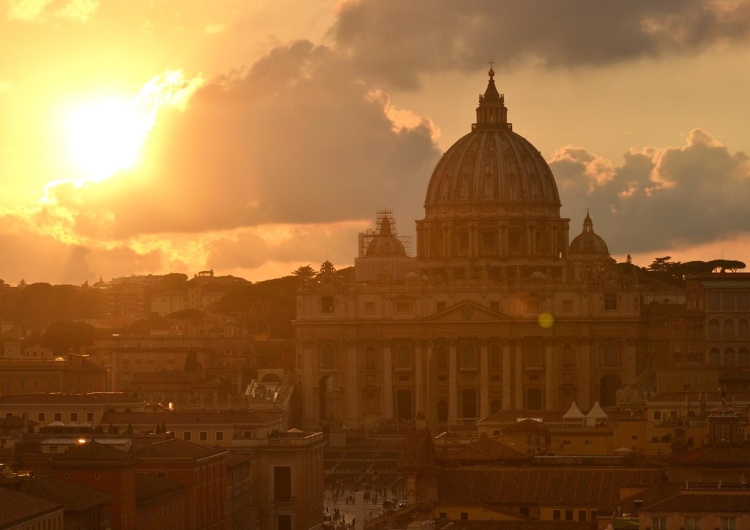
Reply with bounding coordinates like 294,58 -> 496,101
554,129 -> 750,255
330,0 -> 750,88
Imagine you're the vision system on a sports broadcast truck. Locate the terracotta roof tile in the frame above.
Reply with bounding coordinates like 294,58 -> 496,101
0,393 -> 101,405
0,488 -> 63,526
669,443 -> 750,465
437,467 -> 664,506
398,428 -> 436,471
101,409 -> 280,425
19,476 -> 112,511
52,440 -> 137,463
434,522 -> 595,530
132,437 -> 226,459
135,474 -> 187,506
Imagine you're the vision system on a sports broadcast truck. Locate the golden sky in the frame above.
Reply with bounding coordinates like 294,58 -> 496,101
1,0 -> 750,284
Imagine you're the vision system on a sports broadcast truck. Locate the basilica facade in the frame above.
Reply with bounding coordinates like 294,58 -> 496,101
295,70 -> 642,431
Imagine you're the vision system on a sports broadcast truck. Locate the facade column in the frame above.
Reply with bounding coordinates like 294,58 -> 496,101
448,342 -> 458,423
544,340 -> 555,410
502,341 -> 512,409
302,341 -> 316,429
479,341 -> 489,419
382,342 -> 393,419
346,340 -> 359,428
514,341 -> 524,410
414,341 -> 424,416
579,338 -> 592,409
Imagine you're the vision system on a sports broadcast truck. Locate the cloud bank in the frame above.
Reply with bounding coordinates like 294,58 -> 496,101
2,0 -> 749,284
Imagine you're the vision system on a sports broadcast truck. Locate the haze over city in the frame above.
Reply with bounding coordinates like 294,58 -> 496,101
1,0 -> 749,285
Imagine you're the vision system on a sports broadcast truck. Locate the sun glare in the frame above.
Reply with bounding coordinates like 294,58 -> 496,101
65,97 -> 153,182
61,71 -> 203,183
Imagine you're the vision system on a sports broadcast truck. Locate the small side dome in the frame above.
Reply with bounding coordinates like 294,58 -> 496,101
366,216 -> 407,257
569,212 -> 609,256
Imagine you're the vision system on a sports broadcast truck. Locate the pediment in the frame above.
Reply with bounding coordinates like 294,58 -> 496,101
427,300 -> 510,322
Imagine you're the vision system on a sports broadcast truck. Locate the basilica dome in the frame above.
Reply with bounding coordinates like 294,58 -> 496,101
366,216 -> 407,257
423,68 -> 560,218
416,69 -> 569,266
569,212 -> 609,256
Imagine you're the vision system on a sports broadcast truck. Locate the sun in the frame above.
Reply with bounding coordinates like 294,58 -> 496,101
64,96 -> 153,182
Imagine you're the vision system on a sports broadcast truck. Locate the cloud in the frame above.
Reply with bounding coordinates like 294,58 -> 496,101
330,0 -> 750,87
6,0 -> 99,23
554,129 -> 750,256
40,41 -> 439,241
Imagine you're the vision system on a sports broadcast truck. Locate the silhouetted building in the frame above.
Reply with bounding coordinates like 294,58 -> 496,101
296,69 -> 642,432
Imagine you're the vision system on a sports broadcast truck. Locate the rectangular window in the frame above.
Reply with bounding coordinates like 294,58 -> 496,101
562,299 -> 573,313
273,466 -> 292,502
321,296 -> 334,314
215,431 -> 224,441
604,293 -> 618,311
460,345 -> 478,370
738,292 -> 750,311
200,432 -> 207,441
395,345 -> 412,369
685,517 -> 701,530
37,412 -> 46,422
721,292 -> 735,311
565,510 -> 573,521
652,516 -> 667,530
54,412 -> 62,422
87,412 -> 94,422
364,302 -> 375,315
183,431 -> 192,441
70,412 -> 78,422
578,511 -> 586,522
707,291 -> 721,311
525,299 -> 541,313
395,301 -> 411,313
653,410 -> 662,421
525,343 -> 543,367
552,510 -> 561,520
720,517 -> 736,530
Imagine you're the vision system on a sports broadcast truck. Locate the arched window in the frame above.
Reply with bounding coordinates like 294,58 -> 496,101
708,319 -> 720,339
738,319 -> 749,338
724,319 -> 735,338
724,348 -> 735,367
709,348 -> 721,366
739,348 -> 750,367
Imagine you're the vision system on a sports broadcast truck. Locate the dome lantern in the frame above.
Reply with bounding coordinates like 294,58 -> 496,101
475,66 -> 509,130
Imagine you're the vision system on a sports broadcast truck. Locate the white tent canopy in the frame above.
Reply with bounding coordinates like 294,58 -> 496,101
562,401 -> 585,420
586,401 -> 608,419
